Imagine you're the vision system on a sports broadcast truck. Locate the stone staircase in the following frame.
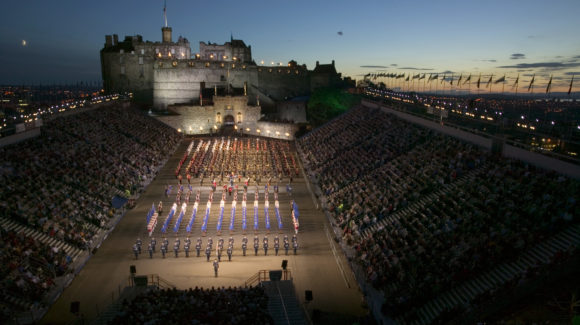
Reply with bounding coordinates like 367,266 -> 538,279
262,280 -> 308,325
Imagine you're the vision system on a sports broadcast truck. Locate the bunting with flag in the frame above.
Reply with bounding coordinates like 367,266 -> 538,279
405,75 -> 410,82
546,75 -> 552,94
486,75 -> 493,88
457,74 -> 463,85
441,74 -> 446,84
464,74 -> 471,85
413,73 -> 420,80
476,73 -> 481,88
528,74 -> 535,92
569,75 -> 574,96
419,73 -> 426,80
495,75 -> 506,84
513,74 -> 520,94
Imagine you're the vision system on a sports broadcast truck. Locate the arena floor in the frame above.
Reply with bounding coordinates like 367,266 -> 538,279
40,138 -> 368,324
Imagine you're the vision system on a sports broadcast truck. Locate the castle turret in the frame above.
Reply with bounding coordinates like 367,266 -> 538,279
105,35 -> 112,48
162,27 -> 172,43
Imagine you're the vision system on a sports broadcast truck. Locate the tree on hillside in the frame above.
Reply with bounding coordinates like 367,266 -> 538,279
307,88 -> 360,127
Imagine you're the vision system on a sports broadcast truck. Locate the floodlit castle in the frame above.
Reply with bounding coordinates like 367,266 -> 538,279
100,26 -> 344,110
99,10 -> 348,139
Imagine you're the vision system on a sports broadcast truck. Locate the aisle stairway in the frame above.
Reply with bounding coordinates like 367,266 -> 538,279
262,280 -> 308,325
0,217 -> 85,261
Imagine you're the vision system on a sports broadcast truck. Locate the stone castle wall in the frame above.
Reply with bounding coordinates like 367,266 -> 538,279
153,60 -> 259,109
276,101 -> 307,123
152,61 -> 312,110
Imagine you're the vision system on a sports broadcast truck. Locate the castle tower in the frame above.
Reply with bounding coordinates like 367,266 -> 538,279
162,27 -> 172,43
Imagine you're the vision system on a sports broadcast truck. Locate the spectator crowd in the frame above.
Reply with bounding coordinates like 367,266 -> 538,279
109,286 -> 273,325
0,105 -> 182,318
298,105 -> 579,322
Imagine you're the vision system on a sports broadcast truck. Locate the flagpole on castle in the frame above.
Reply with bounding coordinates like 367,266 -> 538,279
164,0 -> 168,28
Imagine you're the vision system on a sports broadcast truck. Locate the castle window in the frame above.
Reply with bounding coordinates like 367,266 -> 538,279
120,49 -> 124,54
216,112 -> 221,123
120,66 -> 125,75
141,49 -> 145,55
172,61 -> 178,67
220,63 -> 225,68
139,57 -> 143,65
119,56 -> 124,64
237,112 -> 242,123
171,48 -> 175,54
205,62 -> 210,68
139,66 -> 144,78
155,48 -> 159,53
189,61 -> 195,67
158,62 -> 163,67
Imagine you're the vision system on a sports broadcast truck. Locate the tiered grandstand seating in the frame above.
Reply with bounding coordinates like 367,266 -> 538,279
0,105 -> 182,318
298,105 -> 579,324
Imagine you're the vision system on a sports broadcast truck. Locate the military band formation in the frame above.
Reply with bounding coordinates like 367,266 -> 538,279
133,136 -> 301,263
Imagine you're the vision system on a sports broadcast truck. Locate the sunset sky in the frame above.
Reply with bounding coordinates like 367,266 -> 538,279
1,0 -> 578,92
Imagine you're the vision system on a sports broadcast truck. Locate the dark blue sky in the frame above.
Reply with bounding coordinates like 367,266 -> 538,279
1,0 -> 579,90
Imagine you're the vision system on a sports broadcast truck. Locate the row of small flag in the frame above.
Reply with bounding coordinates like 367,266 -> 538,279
365,73 -> 574,94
